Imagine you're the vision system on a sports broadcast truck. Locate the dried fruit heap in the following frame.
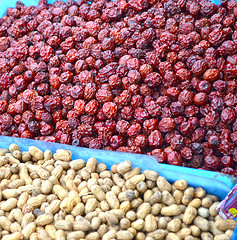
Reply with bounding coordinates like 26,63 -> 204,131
0,0 -> 237,175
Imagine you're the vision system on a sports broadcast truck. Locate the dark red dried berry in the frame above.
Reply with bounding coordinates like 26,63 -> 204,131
151,149 -> 167,163
158,118 -> 176,133
204,155 -> 220,170
167,151 -> 182,166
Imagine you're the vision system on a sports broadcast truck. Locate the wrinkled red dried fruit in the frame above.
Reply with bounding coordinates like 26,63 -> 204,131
102,102 -> 117,119
148,130 -> 163,147
204,155 -> 220,170
221,167 -> 236,176
158,118 -> 176,133
208,135 -> 220,148
221,155 -> 233,168
203,69 -> 220,82
167,151 -> 182,166
151,149 -> 167,163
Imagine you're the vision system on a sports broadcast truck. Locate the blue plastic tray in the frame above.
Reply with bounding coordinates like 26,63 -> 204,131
0,136 -> 236,200
0,136 -> 236,240
0,0 -> 236,238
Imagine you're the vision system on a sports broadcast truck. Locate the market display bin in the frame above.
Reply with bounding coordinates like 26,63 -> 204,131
0,0 -> 237,238
0,136 -> 237,239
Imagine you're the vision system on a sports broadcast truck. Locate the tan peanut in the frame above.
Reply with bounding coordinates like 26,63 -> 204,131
45,200 -> 61,214
22,222 -> 36,239
102,229 -> 117,240
201,232 -> 214,240
173,190 -> 183,205
55,229 -> 66,240
55,220 -> 73,231
174,180 -> 188,190
67,231 -> 85,240
183,206 -> 197,225
27,195 -> 46,208
21,213 -> 35,229
85,198 -> 98,214
194,216 -> 210,232
17,193 -> 29,209
71,202 -> 85,217
157,176 -> 172,192
1,198 -> 17,211
167,218 -> 182,232
41,180 -> 53,195
144,214 -> 157,232
60,196 -> 76,212
2,232 -> 23,240
215,219 -> 236,231
53,185 -> 68,200
9,144 -> 21,153
28,146 -> 44,160
182,187 -> 195,205
166,232 -> 181,240
209,221 -> 224,236
0,216 -> 11,231
91,185 -> 106,201
161,204 -> 182,216
70,159 -> 86,170
106,191 -> 120,209
143,169 -> 159,181
161,190 -> 175,205
18,164 -> 32,185
10,221 -> 22,232
38,229 -> 51,240
2,189 -> 21,199
147,229 -> 168,239
18,185 -> 33,194
209,202 -> 220,217
35,213 -> 54,227
124,167 -> 141,180
137,203 -> 151,219
54,149 -> 72,162
195,187 -> 206,199
52,165 -> 64,179
117,230 -> 134,240
8,179 -> 25,189
117,161 -> 132,175
13,209 -> 24,224
86,157 -> 97,173
73,217 -> 92,231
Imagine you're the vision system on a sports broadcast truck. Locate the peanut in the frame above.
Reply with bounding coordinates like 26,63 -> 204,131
174,180 -> 188,190
2,232 -> 23,240
183,206 -> 197,225
29,146 -> 44,160
194,216 -> 210,231
157,176 -> 172,192
215,219 -> 236,231
161,204 -> 182,216
53,149 -> 72,162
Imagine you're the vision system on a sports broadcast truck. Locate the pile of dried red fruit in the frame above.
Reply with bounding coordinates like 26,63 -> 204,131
0,0 -> 237,176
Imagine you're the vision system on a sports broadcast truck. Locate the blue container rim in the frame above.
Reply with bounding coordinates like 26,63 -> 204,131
0,135 -> 236,200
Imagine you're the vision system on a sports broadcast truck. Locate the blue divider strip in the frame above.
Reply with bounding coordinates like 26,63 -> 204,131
0,135 -> 235,201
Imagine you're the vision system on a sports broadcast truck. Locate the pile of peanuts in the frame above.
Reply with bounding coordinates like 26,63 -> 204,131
0,143 -> 235,240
